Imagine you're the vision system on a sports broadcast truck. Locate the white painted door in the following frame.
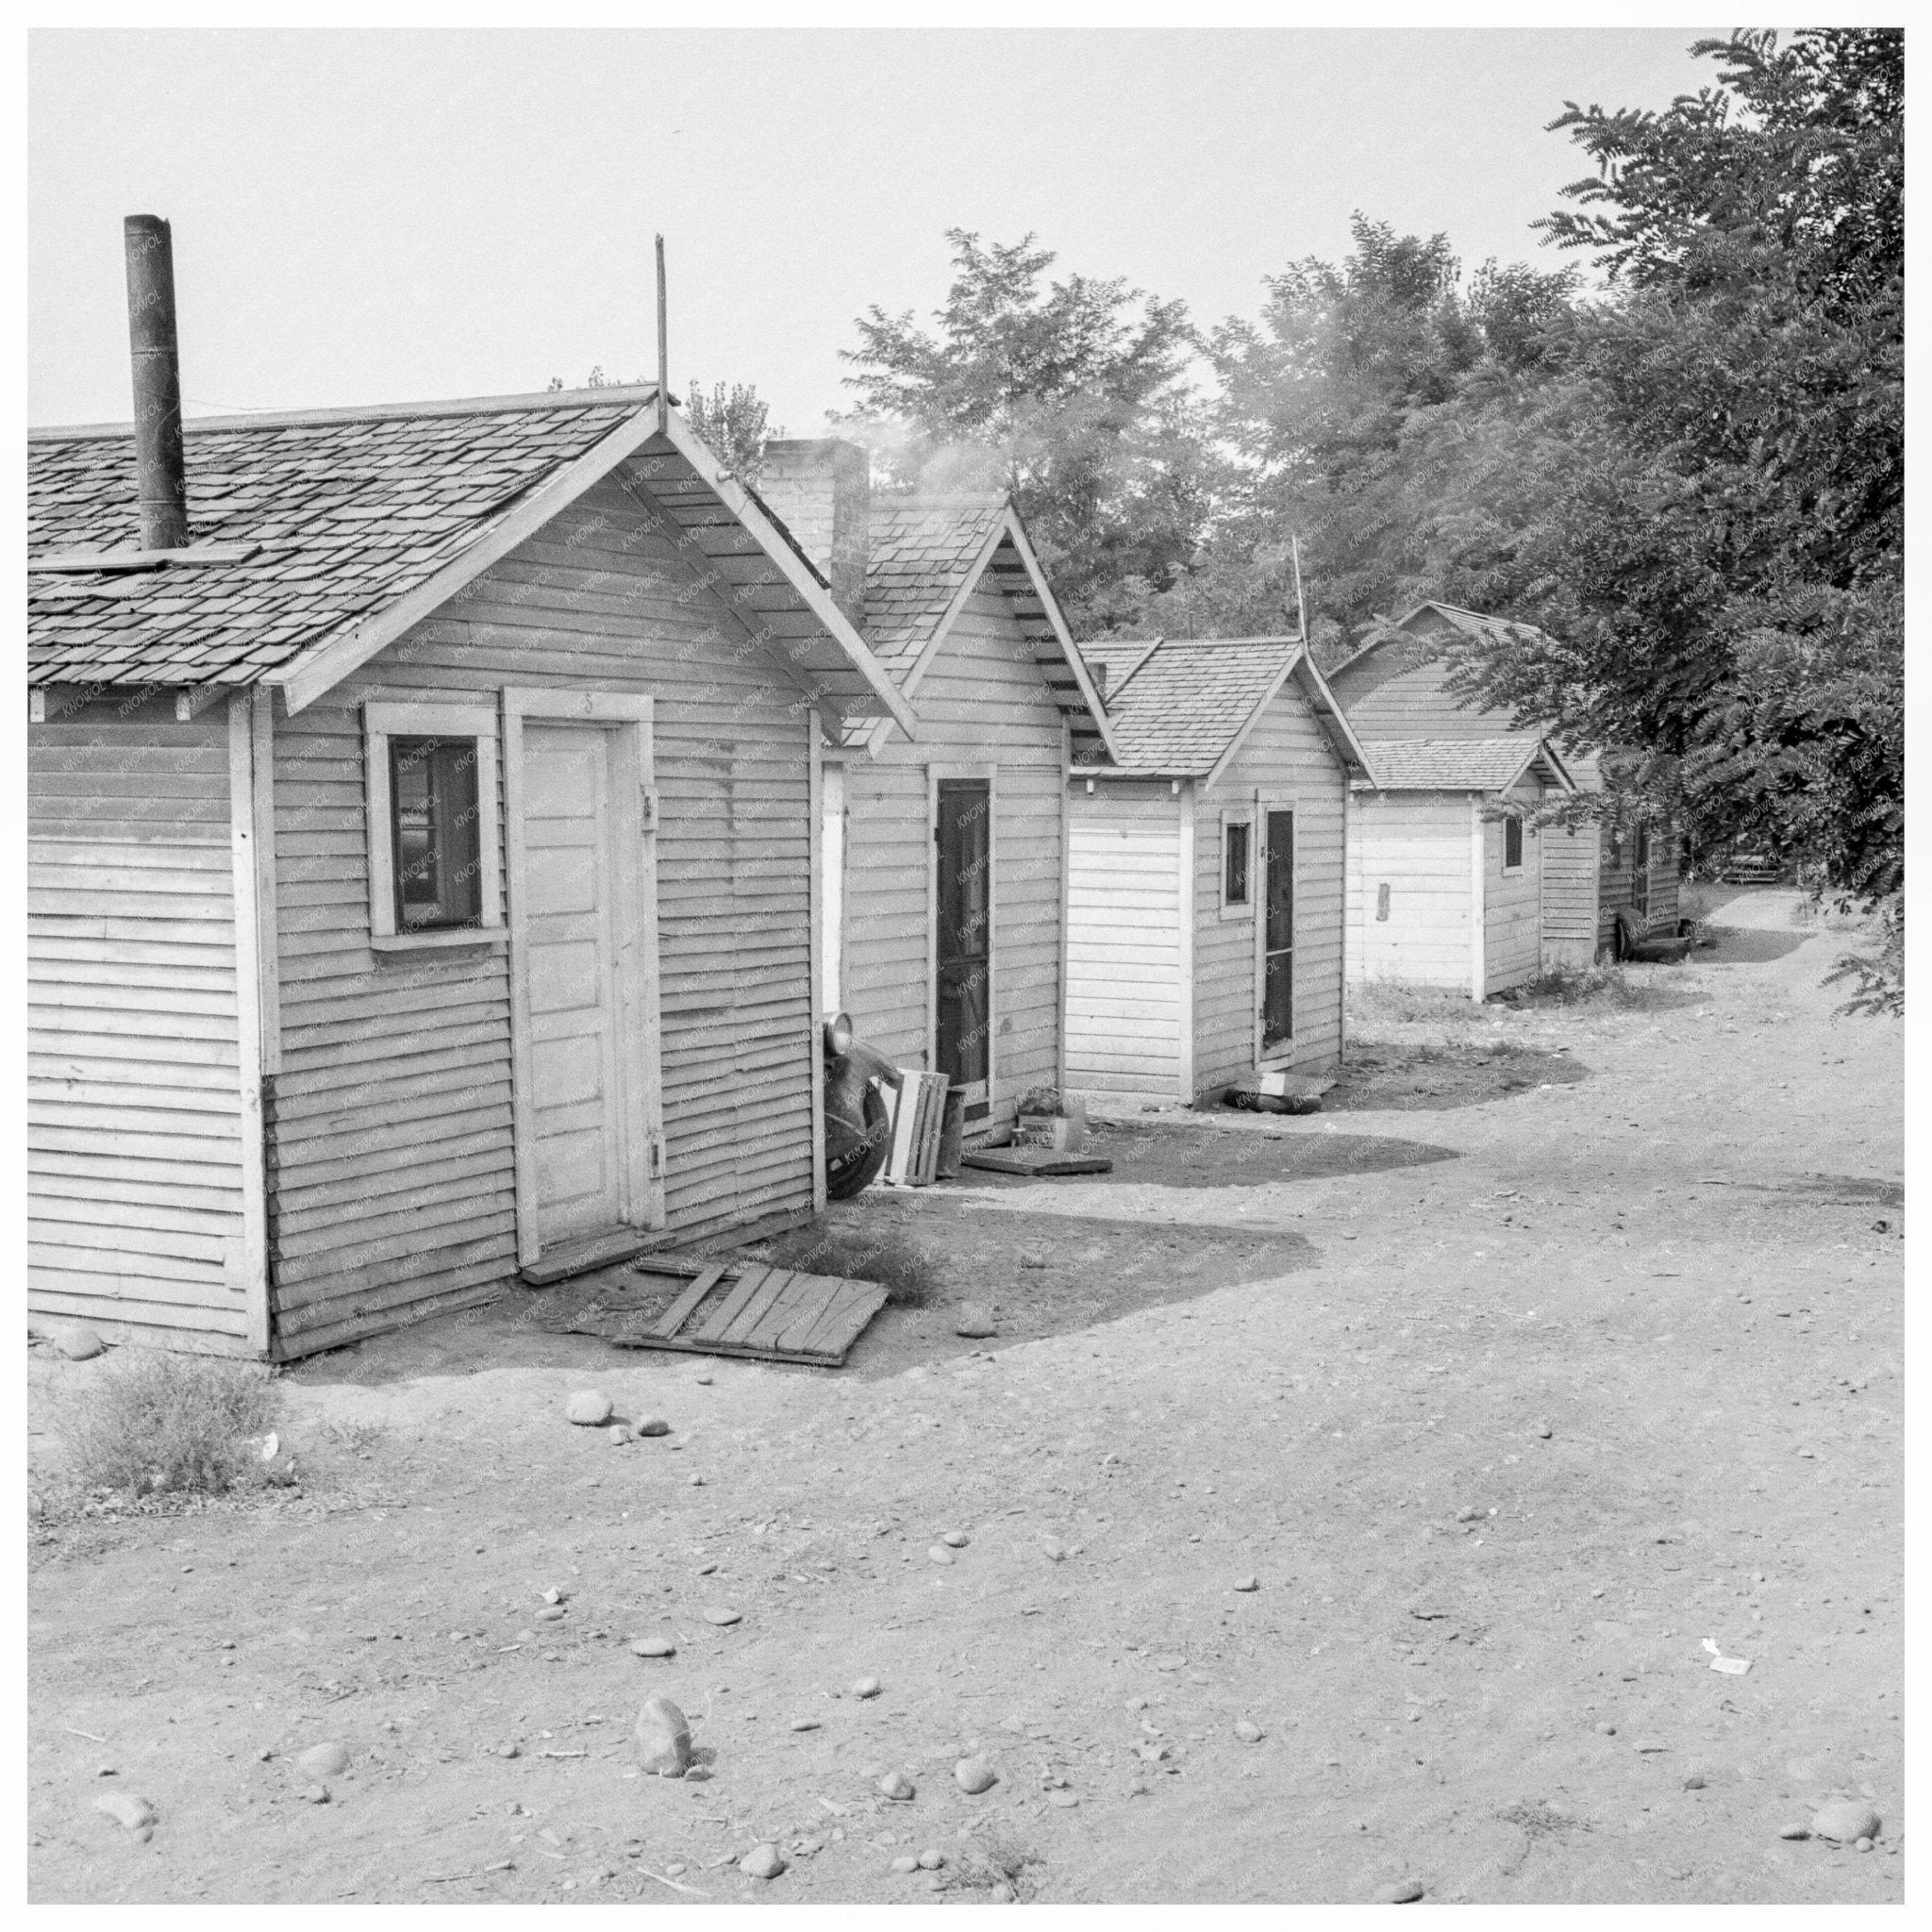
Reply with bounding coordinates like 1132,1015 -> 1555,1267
523,721 -> 627,1247
505,692 -> 661,1268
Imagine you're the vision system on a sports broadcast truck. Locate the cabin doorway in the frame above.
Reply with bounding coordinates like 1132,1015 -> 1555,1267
504,691 -> 662,1269
934,775 -> 991,1103
1260,807 -> 1295,1052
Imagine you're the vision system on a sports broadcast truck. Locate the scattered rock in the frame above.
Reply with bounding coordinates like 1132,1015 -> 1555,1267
1153,1654 -> 1188,1673
1376,1880 -> 1424,1904
1537,1424 -> 1554,1440
1682,1773 -> 1707,1790
630,1637 -> 675,1658
1633,1739 -> 1668,1754
703,1607 -> 741,1626
1232,1576 -> 1260,1593
608,1424 -> 631,1445
56,1325 -> 106,1361
92,1790 -> 156,1831
928,1546 -> 955,1566
1594,1724 -> 1617,1737
891,1855 -> 920,1874
1455,1507 -> 1478,1524
955,1757 -> 998,1794
693,1374 -> 713,1386
634,1417 -> 672,1438
990,1881 -> 1015,1902
1041,1539 -> 1068,1563
852,1676 -> 883,1699
298,1741 -> 351,1778
633,1695 -> 692,1778
1233,1719 -> 1265,1743
941,1530 -> 970,1549
1810,1801 -> 1881,1843
536,1606 -> 566,1623
1047,1789 -> 1080,1807
565,1391 -> 613,1426
740,1843 -> 786,1880
954,1305 -> 998,1339
542,1587 -> 564,1605
790,1719 -> 821,1732
497,1742 -> 520,1758
918,1847 -> 945,1869
877,1771 -> 915,1801
1778,1824 -> 1810,1841
299,1785 -> 330,1805
1020,1253 -> 1047,1271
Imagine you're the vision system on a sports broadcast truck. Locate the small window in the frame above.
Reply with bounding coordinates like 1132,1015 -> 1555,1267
1503,814 -> 1524,873
1222,815 -> 1253,913
363,701 -> 503,950
391,737 -> 482,930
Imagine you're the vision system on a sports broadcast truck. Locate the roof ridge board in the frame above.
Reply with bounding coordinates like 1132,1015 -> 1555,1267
29,386 -> 661,443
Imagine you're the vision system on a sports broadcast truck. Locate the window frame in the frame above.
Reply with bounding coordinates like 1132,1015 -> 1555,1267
1502,810 -> 1524,874
362,699 -> 505,952
1220,809 -> 1255,919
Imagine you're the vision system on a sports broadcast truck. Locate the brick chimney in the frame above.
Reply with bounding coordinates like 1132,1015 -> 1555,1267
758,439 -> 870,629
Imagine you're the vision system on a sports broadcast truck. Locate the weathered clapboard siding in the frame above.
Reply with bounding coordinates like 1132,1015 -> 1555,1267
1064,785 -> 1186,1101
1483,782 -> 1544,994
1194,688 -> 1349,1086
265,475 -> 817,1354
1348,791 -> 1474,991
27,698 -> 254,1350
838,575 -> 1067,1135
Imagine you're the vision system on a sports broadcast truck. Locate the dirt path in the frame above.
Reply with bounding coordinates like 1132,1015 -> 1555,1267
28,887 -> 1904,1905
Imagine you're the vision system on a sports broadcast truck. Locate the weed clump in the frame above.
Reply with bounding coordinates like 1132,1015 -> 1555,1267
758,1220 -> 944,1307
58,1351 -> 280,1498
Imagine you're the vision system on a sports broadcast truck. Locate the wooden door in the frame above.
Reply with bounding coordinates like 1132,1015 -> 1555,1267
935,777 -> 991,1098
506,692 -> 661,1268
1261,808 -> 1295,1050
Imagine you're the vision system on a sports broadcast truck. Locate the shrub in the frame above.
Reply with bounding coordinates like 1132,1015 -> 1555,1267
58,1351 -> 280,1498
758,1221 -> 944,1308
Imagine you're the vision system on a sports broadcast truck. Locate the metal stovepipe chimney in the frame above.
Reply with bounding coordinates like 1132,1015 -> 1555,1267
124,213 -> 189,552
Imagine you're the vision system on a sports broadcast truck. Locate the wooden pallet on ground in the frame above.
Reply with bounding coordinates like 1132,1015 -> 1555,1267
563,1255 -> 890,1367
959,1148 -> 1114,1178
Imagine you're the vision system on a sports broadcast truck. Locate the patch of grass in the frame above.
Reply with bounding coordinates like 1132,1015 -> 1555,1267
57,1351 -> 280,1498
757,1220 -> 945,1307
1347,977 -> 1491,1031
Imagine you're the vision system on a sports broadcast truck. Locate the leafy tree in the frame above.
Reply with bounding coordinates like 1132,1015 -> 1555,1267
685,380 -> 779,487
836,229 -> 1211,631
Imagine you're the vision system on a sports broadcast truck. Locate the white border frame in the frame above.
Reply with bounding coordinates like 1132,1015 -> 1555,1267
362,699 -> 505,952
502,687 -> 664,1266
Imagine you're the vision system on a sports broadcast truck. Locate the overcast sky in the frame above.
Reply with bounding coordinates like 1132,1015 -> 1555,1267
30,28 -> 1724,431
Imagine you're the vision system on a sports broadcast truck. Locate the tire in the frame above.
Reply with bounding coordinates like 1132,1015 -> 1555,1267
825,1082 -> 891,1201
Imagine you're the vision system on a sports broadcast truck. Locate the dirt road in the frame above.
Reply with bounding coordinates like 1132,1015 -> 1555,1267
27,886 -> 1905,1904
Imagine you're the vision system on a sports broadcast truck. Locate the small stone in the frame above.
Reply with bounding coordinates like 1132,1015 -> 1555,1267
852,1676 -> 882,1699
990,1882 -> 1015,1902
740,1843 -> 786,1880
565,1391 -> 613,1426
1810,1801 -> 1881,1843
630,1636 -> 675,1657
56,1325 -> 106,1360
955,1757 -> 998,1794
497,1742 -> 520,1758
941,1530 -> 969,1549
1041,1539 -> 1068,1563
542,1587 -> 563,1605
634,1417 -> 671,1438
1537,1424 -> 1554,1440
1232,1576 -> 1260,1593
1455,1507 -> 1478,1524
1375,1880 -> 1425,1904
703,1607 -> 741,1626
1633,1739 -> 1668,1754
1682,1773 -> 1706,1790
877,1770 -> 915,1801
536,1606 -> 566,1623
790,1719 -> 821,1732
693,1374 -> 713,1386
299,1784 -> 330,1805
633,1695 -> 692,1778
1020,1253 -> 1047,1270
918,1848 -> 945,1869
1153,1653 -> 1187,1673
1778,1824 -> 1810,1841
891,1855 -> 919,1874
928,1546 -> 955,1566
298,1741 -> 351,1778
1233,1719 -> 1264,1743
688,1474 -> 704,1488
1046,1789 -> 1079,1807
1857,1837 -> 1874,1852
1594,1724 -> 1617,1736
954,1305 -> 998,1340
93,1790 -> 156,1831
608,1424 -> 630,1445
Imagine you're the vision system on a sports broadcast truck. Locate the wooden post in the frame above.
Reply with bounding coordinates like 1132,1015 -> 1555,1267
655,235 -> 669,436
228,694 -> 272,1355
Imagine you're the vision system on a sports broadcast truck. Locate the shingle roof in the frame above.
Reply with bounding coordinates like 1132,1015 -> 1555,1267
1356,736 -> 1549,791
27,396 -> 643,687
1085,636 -> 1301,774
861,493 -> 1008,661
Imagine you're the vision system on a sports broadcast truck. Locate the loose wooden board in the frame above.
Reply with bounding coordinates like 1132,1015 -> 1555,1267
959,1149 -> 1115,1178
566,1255 -> 889,1367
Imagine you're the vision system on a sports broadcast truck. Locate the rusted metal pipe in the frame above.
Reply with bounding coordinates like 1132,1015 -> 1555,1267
124,213 -> 189,551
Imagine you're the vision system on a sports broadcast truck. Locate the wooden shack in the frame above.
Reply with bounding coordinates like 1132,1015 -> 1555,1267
1056,637 -> 1373,1108
1327,601 -> 1679,964
756,442 -> 1112,1143
27,387 -> 917,1359
1342,738 -> 1575,998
